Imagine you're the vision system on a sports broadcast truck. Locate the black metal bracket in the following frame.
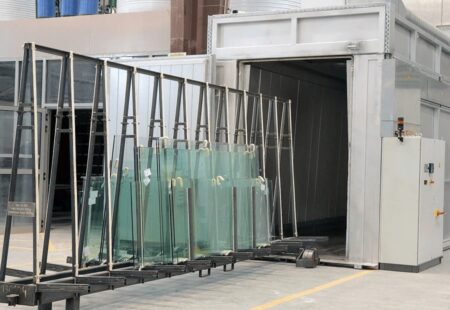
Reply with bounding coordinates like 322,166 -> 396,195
253,247 -> 272,258
186,260 -> 212,277
232,252 -> 254,262
109,270 -> 159,283
36,283 -> 90,294
143,265 -> 186,278
75,276 -> 126,289
209,256 -> 235,272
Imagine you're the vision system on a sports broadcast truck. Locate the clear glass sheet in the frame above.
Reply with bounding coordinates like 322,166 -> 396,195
167,145 -> 193,263
111,136 -> 138,262
112,173 -> 137,262
191,146 -> 216,258
81,176 -> 105,265
254,179 -> 272,246
234,178 -> 253,250
140,146 -> 171,265
232,144 -> 263,250
210,143 -> 233,254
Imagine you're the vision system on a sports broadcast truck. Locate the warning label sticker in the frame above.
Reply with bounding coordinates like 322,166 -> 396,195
7,202 -> 36,217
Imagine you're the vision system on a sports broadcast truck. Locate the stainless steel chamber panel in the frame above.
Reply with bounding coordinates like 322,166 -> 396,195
390,1 -> 450,83
117,0 -> 170,13
0,0 -> 35,21
209,5 -> 387,59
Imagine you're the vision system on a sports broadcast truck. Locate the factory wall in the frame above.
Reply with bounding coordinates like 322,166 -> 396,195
0,9 -> 170,60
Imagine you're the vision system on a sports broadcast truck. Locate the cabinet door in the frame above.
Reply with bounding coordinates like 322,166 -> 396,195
380,137 -> 421,265
418,139 -> 445,264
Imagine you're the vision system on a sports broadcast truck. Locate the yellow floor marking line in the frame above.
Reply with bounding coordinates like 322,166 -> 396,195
251,270 -> 373,310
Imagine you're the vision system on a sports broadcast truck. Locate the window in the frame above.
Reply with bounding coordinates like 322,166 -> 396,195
0,62 -> 15,106
46,59 -> 97,104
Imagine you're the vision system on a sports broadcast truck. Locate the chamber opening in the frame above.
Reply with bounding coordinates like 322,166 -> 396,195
246,58 -> 349,259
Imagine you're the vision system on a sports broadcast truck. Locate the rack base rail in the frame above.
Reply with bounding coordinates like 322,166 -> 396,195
0,248 -> 272,309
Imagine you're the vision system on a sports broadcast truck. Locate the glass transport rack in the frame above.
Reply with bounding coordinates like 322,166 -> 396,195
0,43 -> 300,309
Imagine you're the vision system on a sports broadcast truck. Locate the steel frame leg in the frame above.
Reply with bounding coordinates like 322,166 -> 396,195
38,303 -> 53,310
65,296 -> 80,310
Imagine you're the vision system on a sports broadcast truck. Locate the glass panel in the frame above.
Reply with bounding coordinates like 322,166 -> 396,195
0,62 -> 15,106
111,137 -> 137,262
81,176 -> 105,265
18,113 -> 42,169
12,174 -> 34,225
255,179 -> 272,246
19,60 -> 43,107
112,172 -> 137,262
140,145 -> 171,265
235,178 -> 253,250
211,144 -> 233,254
46,59 -> 97,104
0,111 -> 14,158
192,145 -> 217,258
45,60 -> 60,104
0,175 -> 10,229
167,145 -> 193,263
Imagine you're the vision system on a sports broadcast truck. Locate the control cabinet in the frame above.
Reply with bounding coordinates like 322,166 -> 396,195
380,137 -> 445,272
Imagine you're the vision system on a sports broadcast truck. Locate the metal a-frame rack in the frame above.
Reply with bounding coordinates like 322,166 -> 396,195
0,43 -> 297,310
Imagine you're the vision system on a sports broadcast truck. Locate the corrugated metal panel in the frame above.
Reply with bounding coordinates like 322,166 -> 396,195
117,0 -> 170,13
228,0 -> 302,12
0,0 -> 35,21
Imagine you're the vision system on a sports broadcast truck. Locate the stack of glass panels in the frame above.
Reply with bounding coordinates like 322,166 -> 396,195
82,139 -> 272,267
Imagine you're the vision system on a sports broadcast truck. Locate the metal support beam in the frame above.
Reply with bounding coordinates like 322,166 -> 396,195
273,97 -> 284,240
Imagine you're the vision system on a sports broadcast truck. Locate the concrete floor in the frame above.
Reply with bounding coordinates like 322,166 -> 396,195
1,225 -> 450,309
